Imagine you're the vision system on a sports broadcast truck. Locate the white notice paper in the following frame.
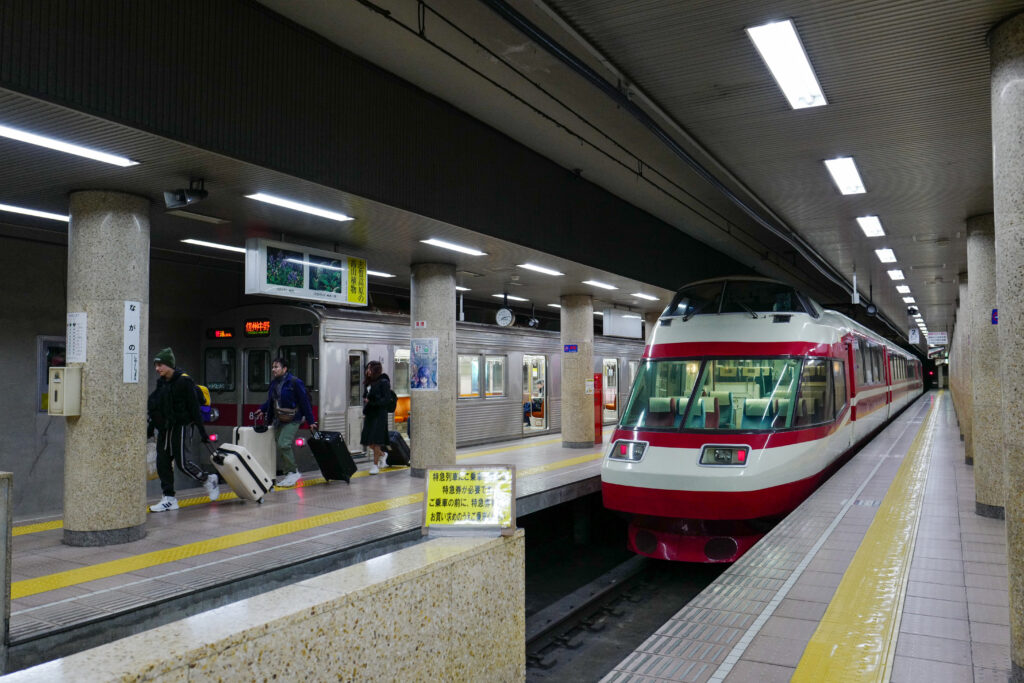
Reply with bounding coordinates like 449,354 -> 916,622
123,301 -> 141,383
66,312 -> 87,363
584,379 -> 595,395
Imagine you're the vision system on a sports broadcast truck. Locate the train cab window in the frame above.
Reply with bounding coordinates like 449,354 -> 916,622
720,281 -> 810,315
247,350 -> 271,392
458,355 -> 481,398
662,281 -> 725,319
204,348 -> 236,392
620,359 -> 701,430
278,345 -> 316,389
485,356 -> 505,397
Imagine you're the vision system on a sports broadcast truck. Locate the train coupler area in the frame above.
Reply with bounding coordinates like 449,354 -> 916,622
627,515 -> 777,563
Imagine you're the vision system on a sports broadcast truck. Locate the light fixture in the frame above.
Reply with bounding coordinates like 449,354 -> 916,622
623,314 -> 642,319
548,303 -> 561,309
455,286 -> 471,292
887,269 -> 905,281
745,19 -> 826,109
181,239 -> 246,254
0,122 -> 138,166
0,202 -> 68,222
902,297 -> 916,304
631,292 -> 658,301
857,216 -> 885,237
594,311 -> 604,316
583,280 -> 618,290
492,293 -> 528,302
896,285 -> 911,294
245,192 -> 353,222
875,248 -> 897,263
824,157 -> 866,195
367,270 -> 395,278
517,263 -> 563,276
421,238 -> 487,256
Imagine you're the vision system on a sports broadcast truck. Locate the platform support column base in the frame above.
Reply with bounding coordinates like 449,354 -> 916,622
974,502 -> 1004,520
63,525 -> 147,547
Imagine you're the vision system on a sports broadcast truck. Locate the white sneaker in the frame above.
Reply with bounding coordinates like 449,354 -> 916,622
204,473 -> 220,501
149,496 -> 179,512
369,463 -> 380,475
277,471 -> 300,487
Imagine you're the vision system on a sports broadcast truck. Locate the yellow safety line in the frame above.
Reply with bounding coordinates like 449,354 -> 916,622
11,520 -> 63,537
792,392 -> 939,681
11,447 -> 603,598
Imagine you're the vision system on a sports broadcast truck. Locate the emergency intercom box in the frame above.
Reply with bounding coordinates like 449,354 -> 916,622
48,366 -> 82,416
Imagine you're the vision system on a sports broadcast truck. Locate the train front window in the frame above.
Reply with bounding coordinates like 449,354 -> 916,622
662,282 -> 724,319
720,281 -> 810,315
690,358 -> 802,431
620,359 -> 703,430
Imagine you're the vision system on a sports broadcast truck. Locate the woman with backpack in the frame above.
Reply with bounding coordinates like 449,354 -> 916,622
361,360 -> 392,475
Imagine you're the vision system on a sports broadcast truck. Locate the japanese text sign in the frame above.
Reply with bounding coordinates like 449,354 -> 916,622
423,466 -> 515,536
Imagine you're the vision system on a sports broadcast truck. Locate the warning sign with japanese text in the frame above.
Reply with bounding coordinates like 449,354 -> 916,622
423,466 -> 515,536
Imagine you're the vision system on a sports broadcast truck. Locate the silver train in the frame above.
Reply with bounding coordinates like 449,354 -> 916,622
199,304 -> 644,465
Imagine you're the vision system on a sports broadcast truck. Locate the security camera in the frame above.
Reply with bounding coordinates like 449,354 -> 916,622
164,178 -> 208,209
527,317 -> 539,328
907,306 -> 919,316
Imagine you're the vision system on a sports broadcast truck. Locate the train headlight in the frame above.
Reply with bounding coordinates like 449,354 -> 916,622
609,440 -> 647,462
699,445 -> 748,466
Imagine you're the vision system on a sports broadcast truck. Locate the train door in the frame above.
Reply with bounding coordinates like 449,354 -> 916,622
242,348 -> 272,426
602,358 -> 619,423
522,355 -> 547,434
347,351 -> 366,454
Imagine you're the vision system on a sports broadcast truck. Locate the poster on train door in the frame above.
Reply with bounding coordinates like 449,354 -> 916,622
410,338 -> 438,391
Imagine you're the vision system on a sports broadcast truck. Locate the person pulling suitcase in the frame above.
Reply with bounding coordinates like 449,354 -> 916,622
254,357 -> 317,487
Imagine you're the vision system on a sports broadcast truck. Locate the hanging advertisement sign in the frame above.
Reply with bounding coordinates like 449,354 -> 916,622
410,338 -> 438,391
244,238 -> 368,306
927,331 -> 948,345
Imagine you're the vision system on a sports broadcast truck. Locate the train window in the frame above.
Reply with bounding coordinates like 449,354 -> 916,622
458,355 -> 481,398
280,323 -> 313,337
721,281 -> 810,315
620,359 -> 702,429
662,281 -> 725,319
279,345 -> 317,389
833,361 -> 847,417
485,356 -> 505,397
204,348 -> 236,392
696,358 -> 801,430
247,350 -> 271,392
393,349 -> 410,397
793,358 -> 834,427
853,339 -> 867,387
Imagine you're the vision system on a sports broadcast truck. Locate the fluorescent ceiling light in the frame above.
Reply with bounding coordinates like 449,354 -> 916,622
455,286 -> 471,292
548,303 -> 561,309
594,311 -> 604,316
492,294 -> 528,302
0,202 -> 68,222
887,269 -> 905,281
903,297 -> 916,304
367,270 -> 395,278
0,123 -> 138,167
245,193 -> 353,222
824,157 -> 865,195
623,314 -> 642,319
745,20 -> 826,109
875,248 -> 897,263
896,285 -> 911,294
631,292 -> 658,301
166,209 -> 229,224
181,238 -> 246,254
857,216 -> 885,237
517,263 -> 563,276
583,280 -> 618,290
421,238 -> 487,256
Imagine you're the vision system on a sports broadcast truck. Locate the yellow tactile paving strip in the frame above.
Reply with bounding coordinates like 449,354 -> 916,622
792,392 -> 939,681
11,446 -> 603,599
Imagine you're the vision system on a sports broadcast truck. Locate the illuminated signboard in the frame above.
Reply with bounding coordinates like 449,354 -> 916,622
206,328 -> 235,339
244,319 -> 271,337
244,238 -> 368,307
423,465 -> 515,536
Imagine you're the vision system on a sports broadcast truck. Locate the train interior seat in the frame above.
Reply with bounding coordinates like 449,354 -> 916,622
394,395 -> 411,424
700,396 -> 720,429
646,396 -> 675,428
709,390 -> 733,426
682,396 -> 703,429
717,366 -> 738,380
740,397 -> 776,430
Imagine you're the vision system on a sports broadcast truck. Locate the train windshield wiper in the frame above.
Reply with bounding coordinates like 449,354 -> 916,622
681,302 -> 707,322
736,301 -> 758,319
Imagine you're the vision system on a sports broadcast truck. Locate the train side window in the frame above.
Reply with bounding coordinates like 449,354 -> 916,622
247,350 -> 271,392
794,358 -> 833,426
485,355 -> 505,397
204,348 -> 236,392
278,345 -> 317,389
458,354 -> 481,398
833,360 -> 847,416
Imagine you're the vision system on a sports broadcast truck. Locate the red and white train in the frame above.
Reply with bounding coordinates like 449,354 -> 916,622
601,277 -> 924,563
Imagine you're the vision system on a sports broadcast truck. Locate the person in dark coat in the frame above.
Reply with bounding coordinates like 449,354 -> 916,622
361,360 -> 391,474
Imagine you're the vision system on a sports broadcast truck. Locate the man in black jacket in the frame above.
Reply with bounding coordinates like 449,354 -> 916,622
147,347 -> 220,511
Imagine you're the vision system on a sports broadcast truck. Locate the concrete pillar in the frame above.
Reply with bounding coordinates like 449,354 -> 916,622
63,192 -> 149,546
967,215 -> 1003,519
991,16 -> 1024,679
560,295 -> 594,448
409,263 -> 456,477
936,364 -> 945,389
958,279 -> 973,464
0,472 -> 10,670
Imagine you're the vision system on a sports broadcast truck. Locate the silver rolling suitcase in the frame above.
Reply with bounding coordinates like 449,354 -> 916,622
234,426 -> 276,478
212,444 -> 274,503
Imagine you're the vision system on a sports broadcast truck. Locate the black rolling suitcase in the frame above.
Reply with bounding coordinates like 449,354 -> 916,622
308,430 -> 357,483
384,430 -> 411,467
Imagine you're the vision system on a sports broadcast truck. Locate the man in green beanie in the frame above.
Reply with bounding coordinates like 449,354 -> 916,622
147,347 -> 220,511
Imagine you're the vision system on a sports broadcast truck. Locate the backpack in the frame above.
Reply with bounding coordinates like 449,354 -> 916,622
181,372 -> 213,422
383,380 -> 398,413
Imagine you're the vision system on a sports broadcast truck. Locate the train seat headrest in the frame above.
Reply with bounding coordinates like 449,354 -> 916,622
649,397 -> 672,413
674,397 -> 689,415
744,397 -> 775,417
700,396 -> 719,413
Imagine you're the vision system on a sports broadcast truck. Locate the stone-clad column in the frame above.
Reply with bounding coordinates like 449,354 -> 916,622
958,279 -> 973,464
991,16 -> 1024,679
560,295 -> 594,448
409,263 -> 456,477
967,215 -> 1003,518
63,192 -> 149,545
